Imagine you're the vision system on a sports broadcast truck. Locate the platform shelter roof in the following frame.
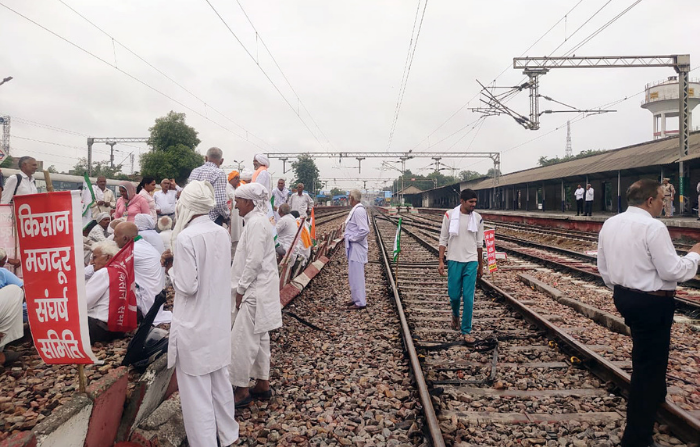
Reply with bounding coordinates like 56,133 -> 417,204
465,131 -> 700,190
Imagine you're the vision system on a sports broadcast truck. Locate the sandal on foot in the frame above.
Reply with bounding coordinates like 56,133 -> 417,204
234,394 -> 253,409
251,387 -> 274,401
462,334 -> 476,344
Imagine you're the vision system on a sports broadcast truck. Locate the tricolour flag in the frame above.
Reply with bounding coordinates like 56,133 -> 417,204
82,173 -> 96,217
393,217 -> 402,261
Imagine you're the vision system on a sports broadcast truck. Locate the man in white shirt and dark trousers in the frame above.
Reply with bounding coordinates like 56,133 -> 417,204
438,189 -> 484,344
288,183 -> 314,219
574,184 -> 585,216
598,179 -> 700,447
1,156 -> 38,204
584,183 -> 594,216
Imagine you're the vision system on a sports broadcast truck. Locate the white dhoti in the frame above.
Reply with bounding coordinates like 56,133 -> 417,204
229,301 -> 271,387
0,285 -> 24,351
177,362 -> 239,447
348,260 -> 367,307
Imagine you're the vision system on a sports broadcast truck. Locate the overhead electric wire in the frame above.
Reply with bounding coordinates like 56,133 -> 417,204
233,0 -> 336,151
203,0 -> 327,150
387,0 -> 429,151
56,0 -> 275,151
0,2 -> 267,151
411,0 -> 588,153
546,0 -> 615,56
562,0 -> 644,57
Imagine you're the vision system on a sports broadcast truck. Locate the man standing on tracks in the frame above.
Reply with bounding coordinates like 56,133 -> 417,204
574,184 -> 585,216
661,178 -> 675,217
161,180 -> 239,446
288,183 -> 314,219
229,183 -> 282,408
344,189 -> 369,310
438,188 -> 484,344
598,179 -> 700,447
584,183 -> 594,216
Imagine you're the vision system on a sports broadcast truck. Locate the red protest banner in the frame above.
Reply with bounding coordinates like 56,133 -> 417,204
484,229 -> 497,273
106,240 -> 138,332
15,191 -> 97,364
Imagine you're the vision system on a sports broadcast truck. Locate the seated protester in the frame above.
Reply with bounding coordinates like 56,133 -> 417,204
88,212 -> 111,243
85,240 -> 125,344
107,217 -> 125,241
0,248 -> 25,366
157,216 -> 173,252
82,221 -> 98,267
135,214 -> 165,255
0,249 -> 25,324
113,222 -> 172,325
275,203 -> 297,257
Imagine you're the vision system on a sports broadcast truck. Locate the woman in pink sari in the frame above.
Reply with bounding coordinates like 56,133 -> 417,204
114,181 -> 150,222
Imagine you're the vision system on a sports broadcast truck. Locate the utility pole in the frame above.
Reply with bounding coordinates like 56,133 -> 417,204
106,141 -> 117,168
87,137 -> 94,176
565,121 -> 572,158
513,54 -> 691,213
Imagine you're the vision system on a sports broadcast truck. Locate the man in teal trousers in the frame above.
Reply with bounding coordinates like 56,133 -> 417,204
438,189 -> 484,344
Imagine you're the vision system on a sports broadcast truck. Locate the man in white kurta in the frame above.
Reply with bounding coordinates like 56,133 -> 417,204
163,180 -> 239,447
92,176 -> 117,218
275,204 -> 297,255
288,183 -> 314,218
344,190 -> 369,309
271,179 -> 289,214
226,171 -> 242,258
230,183 -> 283,408
0,265 -> 24,366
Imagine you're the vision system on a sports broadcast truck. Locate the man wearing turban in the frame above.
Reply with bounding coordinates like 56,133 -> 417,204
252,154 -> 271,194
229,183 -> 282,408
161,180 -> 239,446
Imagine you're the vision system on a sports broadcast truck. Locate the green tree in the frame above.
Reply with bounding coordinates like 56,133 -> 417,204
69,158 -> 125,178
330,187 -> 345,197
0,156 -> 13,168
46,165 -> 59,173
291,154 -> 320,193
459,170 -> 483,181
538,149 -> 605,167
141,144 -> 204,185
487,168 -> 502,178
140,112 -> 203,183
147,111 -> 201,151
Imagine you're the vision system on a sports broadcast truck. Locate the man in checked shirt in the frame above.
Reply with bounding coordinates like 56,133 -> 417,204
188,147 -> 231,226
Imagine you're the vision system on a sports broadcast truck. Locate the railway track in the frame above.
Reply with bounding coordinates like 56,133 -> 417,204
391,212 -> 700,312
372,211 -> 700,446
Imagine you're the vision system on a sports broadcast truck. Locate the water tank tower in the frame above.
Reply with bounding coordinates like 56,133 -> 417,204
641,76 -> 700,139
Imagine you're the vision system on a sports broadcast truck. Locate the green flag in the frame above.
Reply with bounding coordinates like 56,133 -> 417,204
393,217 -> 402,261
82,173 -> 96,217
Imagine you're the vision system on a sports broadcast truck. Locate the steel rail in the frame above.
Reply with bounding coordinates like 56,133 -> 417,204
385,213 -> 700,311
378,210 -> 700,444
371,213 -> 446,447
479,279 -> 700,444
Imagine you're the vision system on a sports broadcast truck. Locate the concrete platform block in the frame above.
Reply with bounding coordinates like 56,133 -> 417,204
33,394 -> 93,447
129,394 -> 186,447
0,432 -> 36,447
84,366 -> 129,447
116,354 -> 174,442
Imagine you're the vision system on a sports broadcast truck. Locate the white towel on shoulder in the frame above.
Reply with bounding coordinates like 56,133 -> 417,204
448,206 -> 479,236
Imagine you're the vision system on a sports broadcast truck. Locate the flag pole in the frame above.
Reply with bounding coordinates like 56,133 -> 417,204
78,364 -> 87,393
394,251 -> 400,288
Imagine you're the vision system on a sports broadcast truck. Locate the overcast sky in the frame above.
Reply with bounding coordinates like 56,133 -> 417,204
1,0 -> 699,191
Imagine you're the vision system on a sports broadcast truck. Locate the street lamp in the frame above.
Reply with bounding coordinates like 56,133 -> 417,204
0,77 -> 13,87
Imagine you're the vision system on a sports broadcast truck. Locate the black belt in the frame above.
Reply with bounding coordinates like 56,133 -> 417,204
616,285 -> 675,298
